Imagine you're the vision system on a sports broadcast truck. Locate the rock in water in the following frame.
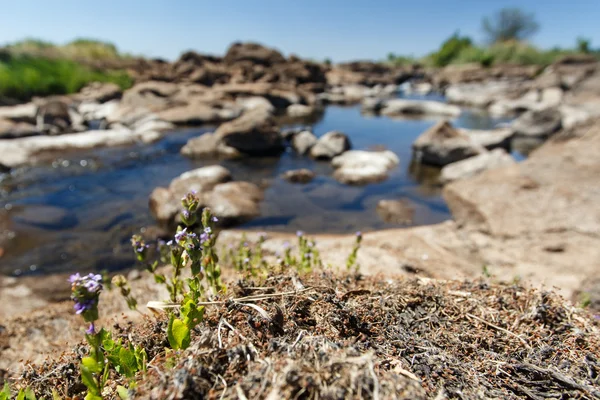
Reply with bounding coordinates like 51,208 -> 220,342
310,131 -> 351,160
149,165 -> 263,227
331,150 -> 399,185
412,120 -> 484,166
282,169 -> 316,184
440,148 -> 516,184
291,130 -> 317,155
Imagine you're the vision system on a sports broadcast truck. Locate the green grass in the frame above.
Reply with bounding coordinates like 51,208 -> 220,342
0,54 -> 133,101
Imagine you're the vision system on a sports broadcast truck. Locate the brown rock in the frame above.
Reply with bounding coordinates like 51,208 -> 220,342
376,199 -> 415,224
76,82 -> 122,103
412,120 -> 484,166
282,169 -> 316,184
224,42 -> 286,66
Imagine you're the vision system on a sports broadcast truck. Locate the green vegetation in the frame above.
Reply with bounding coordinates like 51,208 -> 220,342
0,53 -> 132,101
429,32 -> 473,67
5,37 -> 129,61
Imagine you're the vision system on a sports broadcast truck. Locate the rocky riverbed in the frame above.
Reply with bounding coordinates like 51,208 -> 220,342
1,42 -> 600,318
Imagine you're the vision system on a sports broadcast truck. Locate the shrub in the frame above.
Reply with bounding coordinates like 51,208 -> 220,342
430,33 -> 474,67
482,8 -> 539,43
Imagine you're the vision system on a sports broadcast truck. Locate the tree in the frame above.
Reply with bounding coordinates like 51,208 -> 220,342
482,8 -> 539,43
577,37 -> 591,54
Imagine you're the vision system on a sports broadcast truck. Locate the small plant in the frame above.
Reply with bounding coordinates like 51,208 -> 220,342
283,231 -> 322,274
112,275 -> 137,311
229,233 -> 269,277
346,231 -> 362,272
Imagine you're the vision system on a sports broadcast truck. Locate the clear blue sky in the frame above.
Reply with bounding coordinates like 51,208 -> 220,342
1,0 -> 599,62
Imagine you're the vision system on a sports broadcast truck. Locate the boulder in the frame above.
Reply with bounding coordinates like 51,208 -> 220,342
331,150 -> 399,184
460,127 -> 514,151
412,120 -> 484,166
310,131 -> 352,160
76,82 -> 122,103
35,99 -> 73,135
180,132 -> 241,159
445,81 -> 524,108
282,169 -> 316,184
121,81 -> 180,111
376,199 -> 414,224
440,148 -> 516,184
78,100 -> 120,122
380,99 -> 461,118
149,166 -> 262,227
361,97 -> 384,113
216,108 -> 283,155
236,96 -> 275,114
0,119 -> 40,139
512,108 -> 562,139
291,130 -> 317,155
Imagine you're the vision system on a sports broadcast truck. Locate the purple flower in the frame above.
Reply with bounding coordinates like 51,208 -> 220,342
69,273 -> 82,283
204,227 -> 212,234
200,232 -> 210,244
182,210 -> 190,219
86,323 -> 95,335
243,258 -> 250,264
174,228 -> 188,242
283,241 -> 290,249
296,230 -> 304,237
166,240 -> 173,246
356,231 -> 362,237
211,216 -> 218,222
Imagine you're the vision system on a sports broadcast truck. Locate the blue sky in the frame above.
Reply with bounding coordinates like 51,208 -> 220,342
0,0 -> 599,62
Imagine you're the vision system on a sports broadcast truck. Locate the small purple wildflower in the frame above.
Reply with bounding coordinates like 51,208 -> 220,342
296,230 -> 304,237
71,273 -> 103,325
166,240 -> 173,246
283,241 -> 290,249
182,210 -> 190,219
200,232 -> 210,244
204,227 -> 212,234
211,216 -> 218,222
243,257 -> 250,264
86,323 -> 96,335
356,231 -> 362,237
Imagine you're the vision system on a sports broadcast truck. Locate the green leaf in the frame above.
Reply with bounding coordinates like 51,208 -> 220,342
80,364 -> 99,395
16,389 -> 25,400
51,389 -> 63,400
167,315 -> 191,350
118,347 -> 137,377
116,385 -> 130,400
181,300 -> 204,330
154,274 -> 166,284
23,388 -> 37,400
0,383 -> 10,400
84,393 -> 103,400
82,356 -> 102,374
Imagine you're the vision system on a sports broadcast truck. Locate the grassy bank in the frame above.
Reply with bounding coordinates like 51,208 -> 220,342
0,39 -> 134,102
0,53 -> 133,102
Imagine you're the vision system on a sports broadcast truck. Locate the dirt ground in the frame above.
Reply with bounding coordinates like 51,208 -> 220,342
2,269 -> 599,399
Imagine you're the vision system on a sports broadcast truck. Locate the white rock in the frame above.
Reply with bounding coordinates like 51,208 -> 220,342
440,148 -> 516,184
381,99 -> 461,118
331,150 -> 399,184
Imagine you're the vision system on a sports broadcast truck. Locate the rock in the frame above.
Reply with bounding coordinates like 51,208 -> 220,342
559,105 -> 594,130
361,97 -> 384,113
237,96 -> 275,114
0,103 -> 37,124
310,131 -> 352,160
291,130 -> 317,155
286,104 -> 316,118
380,99 -> 461,118
35,99 -> 72,135
156,102 -> 239,125
512,108 -> 562,139
121,81 -> 180,111
149,166 -> 262,227
76,82 -> 122,103
412,120 -> 484,166
282,169 -> 316,184
460,127 -> 514,151
216,108 -> 283,155
223,42 -> 286,66
445,81 -> 523,108
541,87 -> 563,107
440,149 -> 516,184
331,150 -> 399,184
0,119 -> 40,139
376,199 -> 414,224
0,128 -> 164,168
180,132 -> 241,159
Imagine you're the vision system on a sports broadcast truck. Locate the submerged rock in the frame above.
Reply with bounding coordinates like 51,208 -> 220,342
440,148 -> 516,184
309,131 -> 351,160
282,169 -> 316,184
376,199 -> 415,224
412,120 -> 484,166
149,165 -> 263,227
286,104 -> 316,118
331,150 -> 399,184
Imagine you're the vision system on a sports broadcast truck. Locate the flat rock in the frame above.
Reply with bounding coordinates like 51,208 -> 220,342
440,148 -> 516,184
0,119 -> 40,139
157,102 -> 240,125
310,131 -> 351,160
331,150 -> 399,184
286,104 -> 316,118
380,99 -> 461,118
0,103 -> 37,124
76,82 -> 122,103
412,120 -> 485,166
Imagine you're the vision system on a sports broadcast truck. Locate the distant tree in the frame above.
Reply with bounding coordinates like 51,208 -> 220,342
482,8 -> 539,43
324,58 -> 332,66
577,37 -> 591,54
387,52 -> 396,62
431,32 -> 473,67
